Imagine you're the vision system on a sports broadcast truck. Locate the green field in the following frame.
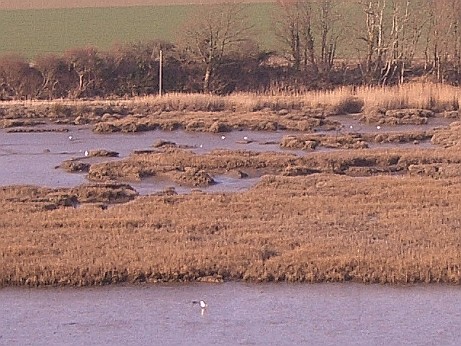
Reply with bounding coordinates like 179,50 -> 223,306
0,4 -> 277,59
0,1 -> 436,64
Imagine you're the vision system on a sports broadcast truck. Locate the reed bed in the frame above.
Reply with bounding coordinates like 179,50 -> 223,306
127,83 -> 461,113
2,83 -> 460,118
1,173 -> 461,287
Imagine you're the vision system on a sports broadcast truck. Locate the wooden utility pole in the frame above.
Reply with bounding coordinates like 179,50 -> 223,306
159,49 -> 163,97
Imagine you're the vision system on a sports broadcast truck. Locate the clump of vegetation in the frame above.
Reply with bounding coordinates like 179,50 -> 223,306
331,96 -> 364,115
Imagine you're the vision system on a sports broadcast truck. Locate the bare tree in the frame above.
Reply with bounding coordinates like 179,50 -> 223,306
274,0 -> 340,77
0,55 -> 42,100
275,0 -> 317,73
357,0 -> 386,83
64,47 -> 105,98
180,3 -> 253,93
318,0 -> 341,75
380,0 -> 426,84
424,0 -> 461,83
357,0 -> 427,85
34,54 -> 72,99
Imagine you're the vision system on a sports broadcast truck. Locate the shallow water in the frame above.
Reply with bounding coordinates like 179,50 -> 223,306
0,127 -> 294,191
1,283 -> 460,345
0,119 -> 453,194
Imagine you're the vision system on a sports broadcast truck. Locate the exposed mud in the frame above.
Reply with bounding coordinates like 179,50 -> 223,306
2,182 -> 138,211
361,108 -> 436,125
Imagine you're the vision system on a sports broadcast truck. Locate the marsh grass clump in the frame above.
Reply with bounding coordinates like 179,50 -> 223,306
50,102 -> 73,118
331,96 -> 364,115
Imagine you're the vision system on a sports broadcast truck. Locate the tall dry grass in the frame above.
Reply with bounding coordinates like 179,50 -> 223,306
131,83 -> 461,113
2,83 -> 460,116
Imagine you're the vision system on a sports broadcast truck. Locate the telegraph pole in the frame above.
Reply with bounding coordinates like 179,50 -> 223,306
159,49 -> 163,97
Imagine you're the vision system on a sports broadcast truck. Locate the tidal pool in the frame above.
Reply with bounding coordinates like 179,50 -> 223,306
1,283 -> 460,345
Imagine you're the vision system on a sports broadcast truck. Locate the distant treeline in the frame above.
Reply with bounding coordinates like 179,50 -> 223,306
0,41 -> 355,100
2,0 -> 461,100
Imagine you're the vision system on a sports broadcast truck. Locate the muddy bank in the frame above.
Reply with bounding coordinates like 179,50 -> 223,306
0,101 -> 338,133
360,108 -> 436,125
85,149 -> 285,187
1,173 -> 460,286
72,145 -> 461,186
431,121 -> 461,148
280,131 -> 434,150
2,100 -> 457,135
2,183 -> 138,211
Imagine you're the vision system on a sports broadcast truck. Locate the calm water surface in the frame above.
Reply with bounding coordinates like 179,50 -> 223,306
1,283 -> 460,345
0,117 -> 454,194
0,127 -> 297,192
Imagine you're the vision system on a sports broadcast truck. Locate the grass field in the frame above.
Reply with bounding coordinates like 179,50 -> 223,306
0,0 -> 274,10
0,1 -> 370,59
0,3 -> 277,58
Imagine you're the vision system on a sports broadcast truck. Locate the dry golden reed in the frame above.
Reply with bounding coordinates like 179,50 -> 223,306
2,82 -> 460,116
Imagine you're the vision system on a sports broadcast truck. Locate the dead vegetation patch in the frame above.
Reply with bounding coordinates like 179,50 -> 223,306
281,134 -> 368,150
59,161 -> 91,173
0,119 -> 46,128
168,167 -> 215,187
280,130 -> 433,151
87,149 -> 119,157
91,110 -> 334,134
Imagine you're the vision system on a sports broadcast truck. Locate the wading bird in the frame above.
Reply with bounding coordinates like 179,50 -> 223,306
192,300 -> 208,315
192,300 -> 207,309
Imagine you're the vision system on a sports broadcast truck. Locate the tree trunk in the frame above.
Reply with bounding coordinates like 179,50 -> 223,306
204,65 -> 212,93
